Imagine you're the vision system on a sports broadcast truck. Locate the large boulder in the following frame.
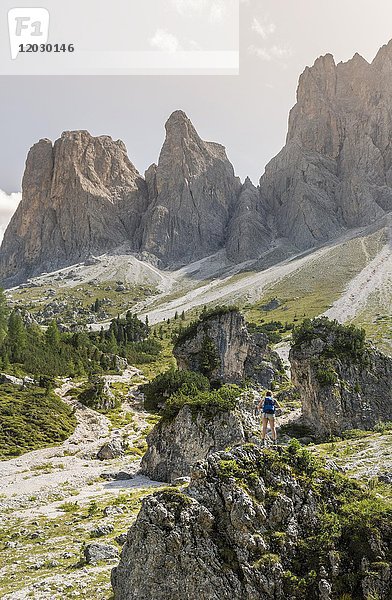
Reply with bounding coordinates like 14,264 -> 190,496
97,438 -> 124,461
84,543 -> 119,564
173,308 -> 283,387
112,444 -> 392,600
290,317 -> 392,436
140,398 -> 255,483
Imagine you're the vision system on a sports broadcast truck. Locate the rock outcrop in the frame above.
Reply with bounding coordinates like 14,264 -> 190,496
173,308 -> 283,386
140,400 -> 254,482
290,317 -> 392,436
112,444 -> 392,600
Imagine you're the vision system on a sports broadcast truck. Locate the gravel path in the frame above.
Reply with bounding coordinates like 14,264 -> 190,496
0,369 -> 161,521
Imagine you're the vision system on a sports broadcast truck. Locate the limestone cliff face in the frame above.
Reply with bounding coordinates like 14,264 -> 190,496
112,445 -> 392,600
173,309 -> 283,387
140,403 -> 254,483
226,177 -> 272,262
0,112 -> 242,285
140,110 -> 241,266
261,45 -> 392,250
0,131 -> 148,283
290,318 -> 392,436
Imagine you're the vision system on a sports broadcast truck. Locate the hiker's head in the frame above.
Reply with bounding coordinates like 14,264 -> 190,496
266,391 -> 272,397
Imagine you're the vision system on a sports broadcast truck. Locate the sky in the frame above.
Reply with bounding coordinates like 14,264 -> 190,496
1,0 -> 392,239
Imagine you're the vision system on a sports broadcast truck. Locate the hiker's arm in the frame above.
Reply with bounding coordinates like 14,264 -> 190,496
274,400 -> 281,408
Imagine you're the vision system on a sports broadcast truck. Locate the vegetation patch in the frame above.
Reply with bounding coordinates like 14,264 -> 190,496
292,317 -> 366,362
0,384 -> 76,459
162,384 -> 241,421
218,442 -> 392,599
143,368 -> 210,412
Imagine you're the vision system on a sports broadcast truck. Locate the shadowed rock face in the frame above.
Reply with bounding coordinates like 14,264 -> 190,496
173,309 -> 283,387
140,403 -> 254,483
226,177 -> 272,262
290,319 -> 392,436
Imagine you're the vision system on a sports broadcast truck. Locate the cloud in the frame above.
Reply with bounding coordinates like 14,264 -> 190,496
171,0 -> 226,22
248,44 -> 292,63
149,29 -> 180,53
171,0 -> 207,15
251,17 -> 276,40
209,0 -> 226,23
0,189 -> 21,243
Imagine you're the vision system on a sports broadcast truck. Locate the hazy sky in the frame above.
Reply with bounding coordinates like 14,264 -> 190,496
1,0 -> 392,237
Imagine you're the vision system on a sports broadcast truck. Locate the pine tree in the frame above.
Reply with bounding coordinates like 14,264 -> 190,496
7,310 -> 27,363
45,320 -> 61,349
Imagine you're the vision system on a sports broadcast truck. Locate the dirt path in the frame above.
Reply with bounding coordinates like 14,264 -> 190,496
0,369 -> 159,520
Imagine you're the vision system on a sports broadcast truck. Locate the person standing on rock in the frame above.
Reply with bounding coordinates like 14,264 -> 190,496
258,391 -> 280,446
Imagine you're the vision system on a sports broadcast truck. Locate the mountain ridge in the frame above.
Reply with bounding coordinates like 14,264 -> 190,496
2,41 -> 392,286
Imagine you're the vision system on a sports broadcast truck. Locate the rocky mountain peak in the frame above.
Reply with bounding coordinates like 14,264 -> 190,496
2,39 -> 392,285
164,109 -> 198,139
0,130 -> 148,284
139,111 -> 241,266
372,37 -> 392,69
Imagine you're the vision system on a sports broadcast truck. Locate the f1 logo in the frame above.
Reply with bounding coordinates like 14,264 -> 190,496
8,8 -> 50,59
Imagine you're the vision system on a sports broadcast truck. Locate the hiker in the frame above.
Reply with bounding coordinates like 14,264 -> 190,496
258,390 -> 280,446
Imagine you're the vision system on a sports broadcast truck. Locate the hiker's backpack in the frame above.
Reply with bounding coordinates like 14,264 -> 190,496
263,396 -> 275,414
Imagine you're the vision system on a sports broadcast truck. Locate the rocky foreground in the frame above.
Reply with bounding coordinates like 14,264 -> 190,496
112,444 -> 392,600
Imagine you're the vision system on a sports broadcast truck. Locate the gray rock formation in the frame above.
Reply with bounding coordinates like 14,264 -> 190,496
226,177 -> 272,262
112,444 -> 392,600
140,401 -> 254,482
79,376 -> 118,412
0,131 -> 148,285
290,317 -> 392,436
261,46 -> 392,250
173,309 -> 283,386
140,110 -> 241,266
3,40 -> 392,285
97,438 -> 124,461
84,543 -> 119,564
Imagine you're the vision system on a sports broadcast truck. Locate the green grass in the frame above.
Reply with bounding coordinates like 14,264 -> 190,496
0,486 -> 168,598
9,281 -> 158,324
137,337 -> 176,380
244,230 -> 385,328
0,384 -> 77,460
353,308 -> 392,357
